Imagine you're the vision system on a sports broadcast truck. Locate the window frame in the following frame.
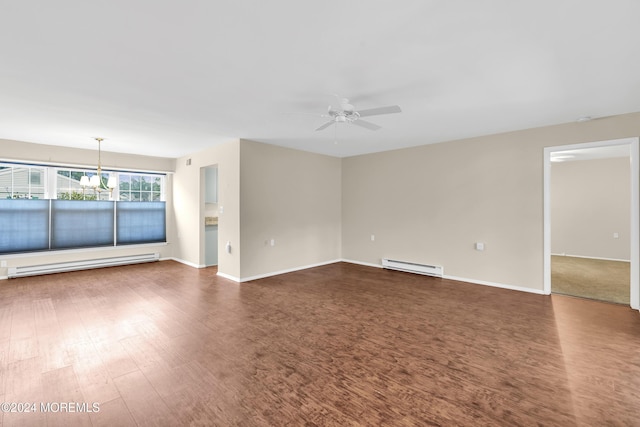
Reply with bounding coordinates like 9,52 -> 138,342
0,161 -> 168,255
0,164 -> 47,199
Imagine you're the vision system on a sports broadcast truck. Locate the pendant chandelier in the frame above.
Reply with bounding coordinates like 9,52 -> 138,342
80,137 -> 117,198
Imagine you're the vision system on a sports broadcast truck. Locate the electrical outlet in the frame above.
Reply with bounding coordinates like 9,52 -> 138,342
270,239 -> 275,247
370,234 -> 375,242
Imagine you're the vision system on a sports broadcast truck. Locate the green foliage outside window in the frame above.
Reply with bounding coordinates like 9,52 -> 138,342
57,191 -> 97,201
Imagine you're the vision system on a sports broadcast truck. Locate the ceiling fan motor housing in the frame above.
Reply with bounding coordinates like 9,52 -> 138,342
315,97 -> 401,131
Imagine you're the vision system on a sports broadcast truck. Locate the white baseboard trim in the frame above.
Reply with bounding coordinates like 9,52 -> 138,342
338,259 -> 546,295
551,253 -> 630,263
340,259 -> 383,269
443,274 -> 547,295
0,256 -> 546,296
238,259 -> 342,283
168,257 -> 205,269
216,271 -> 241,282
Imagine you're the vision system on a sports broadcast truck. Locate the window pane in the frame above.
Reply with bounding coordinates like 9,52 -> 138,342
116,173 -> 164,202
30,170 -> 42,185
119,175 -> 130,190
12,168 -> 29,196
57,169 -> 92,200
51,200 -> 114,249
116,201 -> 166,245
141,177 -> 151,192
0,167 -> 10,198
0,199 -> 50,254
29,169 -> 45,199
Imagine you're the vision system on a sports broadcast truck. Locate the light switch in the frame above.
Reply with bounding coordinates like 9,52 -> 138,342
613,232 -> 619,239
475,242 -> 485,251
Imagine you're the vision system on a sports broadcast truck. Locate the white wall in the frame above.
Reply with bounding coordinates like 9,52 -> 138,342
172,139 -> 342,281
551,157 -> 630,260
238,140 -> 342,279
342,112 -> 640,292
172,139 -> 240,279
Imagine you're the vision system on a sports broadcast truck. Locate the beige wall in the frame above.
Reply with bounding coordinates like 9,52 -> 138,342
238,140 -> 342,279
342,112 -> 640,291
0,138 -> 175,172
551,157 -> 630,260
0,138 -> 176,278
172,140 -> 241,279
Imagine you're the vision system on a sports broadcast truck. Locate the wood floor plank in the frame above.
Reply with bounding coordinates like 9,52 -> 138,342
63,332 -> 121,407
113,369 -> 179,426
2,357 -> 46,427
0,260 -> 638,425
0,305 -> 12,343
90,338 -> 139,380
33,298 -> 60,337
0,342 -> 6,399
7,299 -> 37,364
41,366 -> 92,427
89,397 -> 136,427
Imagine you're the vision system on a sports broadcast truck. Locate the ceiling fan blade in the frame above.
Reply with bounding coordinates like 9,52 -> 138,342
315,120 -> 335,131
356,105 -> 402,118
351,119 -> 381,131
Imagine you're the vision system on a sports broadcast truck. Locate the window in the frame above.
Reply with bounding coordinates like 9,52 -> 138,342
56,169 -> 117,201
117,173 -> 163,201
0,165 -> 46,199
0,163 -> 167,255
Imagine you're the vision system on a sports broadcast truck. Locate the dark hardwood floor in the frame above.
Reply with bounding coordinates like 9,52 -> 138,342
1,260 -> 639,426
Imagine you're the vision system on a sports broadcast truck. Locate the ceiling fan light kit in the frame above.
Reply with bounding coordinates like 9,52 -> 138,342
315,97 -> 402,132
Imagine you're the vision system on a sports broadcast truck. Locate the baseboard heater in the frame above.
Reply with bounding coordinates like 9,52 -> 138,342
382,258 -> 444,277
8,253 -> 160,279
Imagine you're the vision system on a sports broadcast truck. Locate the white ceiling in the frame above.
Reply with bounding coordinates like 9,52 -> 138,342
1,1 -> 640,159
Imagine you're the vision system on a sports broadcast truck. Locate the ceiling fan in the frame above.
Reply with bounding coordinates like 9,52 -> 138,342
315,97 -> 402,131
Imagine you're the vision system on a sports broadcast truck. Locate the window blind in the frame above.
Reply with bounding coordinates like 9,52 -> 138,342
116,201 -> 166,245
0,199 -> 50,254
51,200 -> 115,249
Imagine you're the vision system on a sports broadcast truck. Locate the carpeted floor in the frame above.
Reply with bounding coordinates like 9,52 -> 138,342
551,255 -> 630,304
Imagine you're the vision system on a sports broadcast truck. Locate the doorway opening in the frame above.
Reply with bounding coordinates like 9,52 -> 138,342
204,165 -> 219,267
544,138 -> 639,310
